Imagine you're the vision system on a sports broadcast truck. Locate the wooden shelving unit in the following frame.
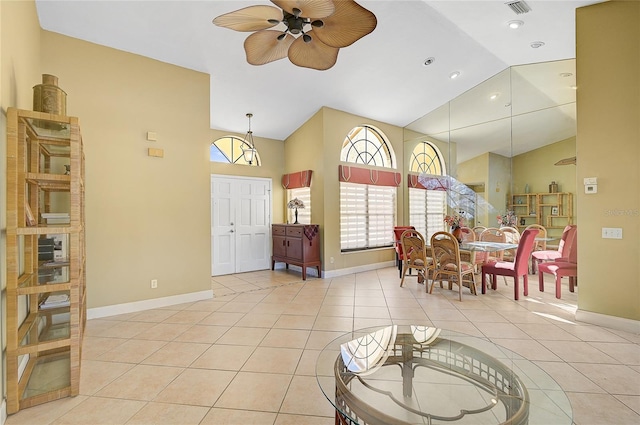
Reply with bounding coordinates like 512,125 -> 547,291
510,192 -> 573,239
5,108 -> 86,414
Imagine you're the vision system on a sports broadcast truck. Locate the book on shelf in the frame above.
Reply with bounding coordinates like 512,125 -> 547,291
40,294 -> 70,310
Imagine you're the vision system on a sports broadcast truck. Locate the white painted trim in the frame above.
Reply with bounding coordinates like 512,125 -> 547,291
576,309 -> 640,334
274,261 -> 395,280
87,290 -> 213,320
1,398 -> 6,425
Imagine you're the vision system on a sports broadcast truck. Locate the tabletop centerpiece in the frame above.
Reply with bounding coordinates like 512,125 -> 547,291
497,210 -> 517,227
288,198 -> 305,224
444,214 -> 465,243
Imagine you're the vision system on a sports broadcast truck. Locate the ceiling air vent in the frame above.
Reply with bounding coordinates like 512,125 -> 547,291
505,1 -> 531,14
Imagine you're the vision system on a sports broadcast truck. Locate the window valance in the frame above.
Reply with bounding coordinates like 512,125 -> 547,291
408,173 -> 447,191
339,165 -> 401,187
282,170 -> 313,189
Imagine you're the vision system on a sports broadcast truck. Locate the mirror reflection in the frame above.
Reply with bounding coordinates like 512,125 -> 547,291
407,59 -> 576,240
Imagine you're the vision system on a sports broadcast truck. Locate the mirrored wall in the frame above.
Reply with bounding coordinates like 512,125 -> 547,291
405,59 -> 577,237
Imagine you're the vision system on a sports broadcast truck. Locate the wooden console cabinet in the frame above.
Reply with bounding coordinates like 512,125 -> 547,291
271,224 -> 321,280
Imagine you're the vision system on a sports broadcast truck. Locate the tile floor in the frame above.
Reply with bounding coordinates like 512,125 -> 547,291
6,267 -> 640,425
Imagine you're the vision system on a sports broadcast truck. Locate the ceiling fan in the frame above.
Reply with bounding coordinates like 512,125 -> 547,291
555,156 -> 576,166
213,0 -> 377,70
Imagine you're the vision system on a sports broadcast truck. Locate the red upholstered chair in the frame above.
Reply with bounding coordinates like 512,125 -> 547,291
531,225 -> 576,273
481,228 -> 539,300
538,228 -> 578,299
393,226 -> 415,278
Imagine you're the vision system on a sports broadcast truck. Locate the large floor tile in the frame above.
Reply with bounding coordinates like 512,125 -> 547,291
567,392 -> 640,425
154,368 -> 236,406
200,408 -> 277,424
125,402 -> 209,424
215,372 -> 292,412
190,344 -> 255,371
242,347 -> 303,374
51,397 -> 145,425
95,364 -> 183,401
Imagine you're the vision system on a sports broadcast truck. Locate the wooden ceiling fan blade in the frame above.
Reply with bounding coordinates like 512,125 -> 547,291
288,32 -> 339,70
213,5 -> 282,32
271,0 -> 335,19
555,156 -> 576,166
313,0 -> 377,48
244,30 -> 295,65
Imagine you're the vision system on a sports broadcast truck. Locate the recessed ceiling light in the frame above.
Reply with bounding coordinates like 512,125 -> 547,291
507,20 -> 524,29
559,72 -> 573,78
490,92 -> 500,100
423,57 -> 435,67
530,41 -> 545,48
449,71 -> 461,80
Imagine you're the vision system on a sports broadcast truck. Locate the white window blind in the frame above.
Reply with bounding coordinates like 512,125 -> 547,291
340,182 -> 396,251
288,187 -> 311,224
409,188 -> 446,242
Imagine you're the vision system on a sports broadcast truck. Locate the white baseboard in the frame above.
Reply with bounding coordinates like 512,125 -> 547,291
87,290 -> 213,320
1,398 -> 6,425
273,261 -> 395,280
576,309 -> 640,334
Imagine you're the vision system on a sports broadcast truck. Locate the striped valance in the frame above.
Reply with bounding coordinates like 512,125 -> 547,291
282,170 -> 313,189
408,173 -> 448,191
339,165 -> 401,187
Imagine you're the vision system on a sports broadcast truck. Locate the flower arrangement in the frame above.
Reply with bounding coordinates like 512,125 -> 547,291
444,215 -> 464,229
287,198 -> 305,210
497,210 -> 517,227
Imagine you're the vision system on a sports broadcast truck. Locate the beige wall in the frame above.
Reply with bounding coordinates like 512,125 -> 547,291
458,153 -> 490,226
41,31 -> 212,308
1,0 -> 43,407
286,107 -> 406,273
576,1 -> 640,321
512,137 -> 577,224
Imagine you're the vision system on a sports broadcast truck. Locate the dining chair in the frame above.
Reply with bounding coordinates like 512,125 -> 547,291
393,226 -> 415,278
472,226 -> 487,240
399,229 -> 432,287
478,227 -> 507,264
429,231 -> 477,301
531,225 -> 576,274
500,226 -> 521,262
459,226 -> 482,273
480,228 -> 539,300
538,228 -> 578,299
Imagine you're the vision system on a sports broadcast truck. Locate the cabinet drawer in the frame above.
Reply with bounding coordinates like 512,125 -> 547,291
272,225 -> 286,236
286,226 -> 303,238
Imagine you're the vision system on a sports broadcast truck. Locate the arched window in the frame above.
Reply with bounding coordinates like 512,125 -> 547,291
210,136 -> 260,166
339,125 -> 397,251
410,141 -> 446,175
409,142 -> 447,240
340,125 -> 395,168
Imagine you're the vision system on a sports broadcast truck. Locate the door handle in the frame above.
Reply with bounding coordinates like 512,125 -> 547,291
230,222 -> 234,225
230,230 -> 234,233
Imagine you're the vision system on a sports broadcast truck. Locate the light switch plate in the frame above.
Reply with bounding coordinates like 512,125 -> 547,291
584,177 -> 597,185
602,227 -> 622,239
585,184 -> 597,194
148,148 -> 164,158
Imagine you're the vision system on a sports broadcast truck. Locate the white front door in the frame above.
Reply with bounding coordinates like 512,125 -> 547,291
211,175 -> 272,276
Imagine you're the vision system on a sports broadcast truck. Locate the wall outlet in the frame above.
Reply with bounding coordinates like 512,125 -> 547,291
330,257 -> 335,264
602,228 -> 622,239
151,279 -> 158,289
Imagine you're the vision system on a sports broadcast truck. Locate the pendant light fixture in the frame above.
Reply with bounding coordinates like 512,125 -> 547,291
242,113 -> 257,165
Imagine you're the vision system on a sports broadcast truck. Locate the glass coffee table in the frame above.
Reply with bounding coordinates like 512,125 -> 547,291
316,325 -> 572,425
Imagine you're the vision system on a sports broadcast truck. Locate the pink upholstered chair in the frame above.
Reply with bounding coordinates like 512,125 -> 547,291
538,228 -> 578,299
480,228 -> 539,300
531,225 -> 576,273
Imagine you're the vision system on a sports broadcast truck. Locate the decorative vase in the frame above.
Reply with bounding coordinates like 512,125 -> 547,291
294,208 -> 299,224
451,226 -> 463,243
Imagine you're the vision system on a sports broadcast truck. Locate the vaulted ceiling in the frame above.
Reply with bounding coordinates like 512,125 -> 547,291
35,1 -> 601,145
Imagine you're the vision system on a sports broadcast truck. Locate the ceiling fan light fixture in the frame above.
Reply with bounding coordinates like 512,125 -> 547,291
214,0 -> 376,70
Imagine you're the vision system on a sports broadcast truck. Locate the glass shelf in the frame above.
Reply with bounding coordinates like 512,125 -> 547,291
19,305 -> 71,350
21,351 -> 71,400
24,117 -> 71,139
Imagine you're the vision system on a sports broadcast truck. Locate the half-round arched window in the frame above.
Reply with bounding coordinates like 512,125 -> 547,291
210,136 -> 260,166
410,141 -> 446,175
340,125 -> 395,168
